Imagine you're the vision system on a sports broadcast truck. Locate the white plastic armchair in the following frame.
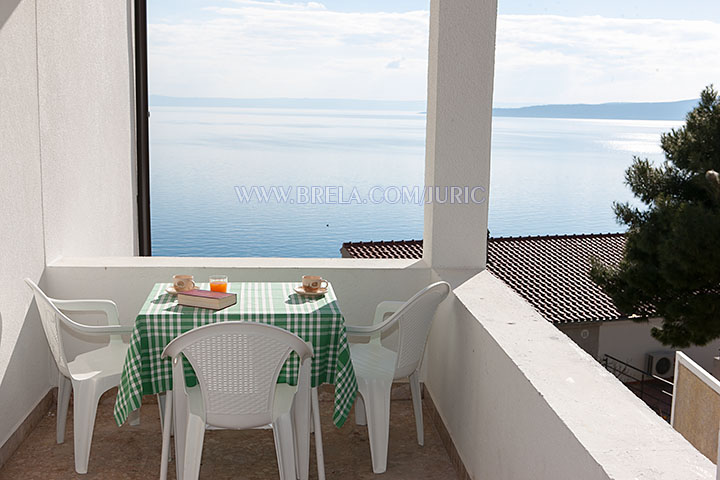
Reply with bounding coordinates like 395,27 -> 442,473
345,301 -> 407,338
346,281 -> 451,474
24,279 -> 133,474
159,321 -> 314,480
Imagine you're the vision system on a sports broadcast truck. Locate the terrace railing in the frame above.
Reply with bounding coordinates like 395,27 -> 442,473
602,354 -> 674,421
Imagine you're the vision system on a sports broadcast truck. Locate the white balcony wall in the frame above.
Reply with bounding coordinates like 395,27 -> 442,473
41,261 -> 719,479
425,270 -> 715,479
0,0 -> 136,450
44,258 -> 431,360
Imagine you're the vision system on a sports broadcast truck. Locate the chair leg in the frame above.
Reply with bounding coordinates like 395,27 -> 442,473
362,381 -> 392,474
128,408 -> 141,427
173,387 -> 189,480
291,383 -> 311,480
159,393 -> 173,480
56,374 -> 71,444
182,414 -> 205,480
409,372 -> 424,446
273,414 -> 297,480
157,393 -> 174,437
355,394 -> 367,426
70,379 -> 101,474
311,388 -> 326,480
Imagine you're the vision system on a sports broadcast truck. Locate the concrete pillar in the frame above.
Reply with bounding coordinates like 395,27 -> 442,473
423,0 -> 498,270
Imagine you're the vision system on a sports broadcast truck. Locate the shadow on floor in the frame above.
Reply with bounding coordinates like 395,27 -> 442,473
0,387 -> 457,479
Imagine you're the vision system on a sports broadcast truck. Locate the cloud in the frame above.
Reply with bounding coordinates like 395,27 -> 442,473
148,5 -> 720,104
494,15 -> 720,104
225,0 -> 327,10
148,1 -> 430,101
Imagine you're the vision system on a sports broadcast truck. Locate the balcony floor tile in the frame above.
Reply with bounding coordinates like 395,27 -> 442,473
0,387 -> 456,479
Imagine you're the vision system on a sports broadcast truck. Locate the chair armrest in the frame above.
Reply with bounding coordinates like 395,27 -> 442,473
52,299 -> 133,335
345,323 -> 386,336
62,323 -> 135,335
52,299 -> 121,325
346,301 -> 406,337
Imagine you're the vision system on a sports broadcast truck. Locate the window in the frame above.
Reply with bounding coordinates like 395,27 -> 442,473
136,0 -> 431,257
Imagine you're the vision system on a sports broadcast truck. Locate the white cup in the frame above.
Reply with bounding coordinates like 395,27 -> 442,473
173,274 -> 195,292
302,275 -> 328,292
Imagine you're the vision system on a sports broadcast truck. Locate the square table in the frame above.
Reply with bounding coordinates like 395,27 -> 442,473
114,282 -> 358,429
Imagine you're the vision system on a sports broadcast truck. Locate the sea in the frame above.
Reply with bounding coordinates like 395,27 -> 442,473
149,106 -> 681,257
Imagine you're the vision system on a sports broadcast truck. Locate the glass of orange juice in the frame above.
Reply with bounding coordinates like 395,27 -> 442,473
209,275 -> 228,293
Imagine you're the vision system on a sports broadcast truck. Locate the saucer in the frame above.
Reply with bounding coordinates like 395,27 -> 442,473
294,286 -> 328,297
166,286 -> 193,296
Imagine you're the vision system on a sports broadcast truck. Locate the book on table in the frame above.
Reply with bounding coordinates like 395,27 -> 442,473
177,289 -> 237,310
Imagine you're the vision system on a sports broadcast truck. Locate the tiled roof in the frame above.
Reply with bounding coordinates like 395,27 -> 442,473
487,233 -> 628,323
341,233 -> 631,324
340,239 -> 423,259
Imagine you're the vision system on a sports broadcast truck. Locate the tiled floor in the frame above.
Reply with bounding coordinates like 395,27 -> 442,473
0,387 -> 457,479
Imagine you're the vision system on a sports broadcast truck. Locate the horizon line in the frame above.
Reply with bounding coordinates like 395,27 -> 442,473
149,94 -> 699,109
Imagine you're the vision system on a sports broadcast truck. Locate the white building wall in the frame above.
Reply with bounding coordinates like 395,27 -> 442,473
0,0 -> 137,450
36,0 -> 136,262
598,318 -> 720,373
0,0 -> 53,449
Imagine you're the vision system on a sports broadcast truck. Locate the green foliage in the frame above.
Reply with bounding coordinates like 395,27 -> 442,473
590,86 -> 720,347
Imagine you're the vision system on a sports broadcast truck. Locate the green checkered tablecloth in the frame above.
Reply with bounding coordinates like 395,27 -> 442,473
114,282 -> 357,428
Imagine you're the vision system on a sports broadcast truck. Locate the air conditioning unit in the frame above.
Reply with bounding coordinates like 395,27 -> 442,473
646,351 -> 675,378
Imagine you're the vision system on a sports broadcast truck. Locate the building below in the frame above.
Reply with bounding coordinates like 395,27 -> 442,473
341,234 -> 720,379
342,233 -> 629,326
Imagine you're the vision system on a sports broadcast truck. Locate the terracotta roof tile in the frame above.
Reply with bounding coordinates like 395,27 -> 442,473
341,239 -> 423,260
341,233 -> 632,324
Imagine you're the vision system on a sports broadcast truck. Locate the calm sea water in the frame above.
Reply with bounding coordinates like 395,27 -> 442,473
149,106 -> 680,257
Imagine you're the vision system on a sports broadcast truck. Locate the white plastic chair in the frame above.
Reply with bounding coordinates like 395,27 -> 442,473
346,281 -> 451,474
159,321 -> 314,480
24,278 -> 133,474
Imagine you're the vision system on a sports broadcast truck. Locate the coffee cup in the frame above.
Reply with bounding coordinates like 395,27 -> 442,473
302,275 -> 328,292
173,274 -> 195,292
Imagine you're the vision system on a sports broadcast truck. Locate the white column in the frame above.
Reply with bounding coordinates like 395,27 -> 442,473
423,0 -> 498,270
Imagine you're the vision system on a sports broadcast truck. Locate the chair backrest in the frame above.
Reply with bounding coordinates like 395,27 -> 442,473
163,321 -> 313,429
24,279 -> 70,376
393,281 -> 451,379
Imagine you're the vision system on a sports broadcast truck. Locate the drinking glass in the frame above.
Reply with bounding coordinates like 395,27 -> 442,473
209,275 -> 228,293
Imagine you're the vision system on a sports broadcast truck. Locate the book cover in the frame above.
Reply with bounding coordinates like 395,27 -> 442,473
178,289 -> 234,300
177,289 -> 237,310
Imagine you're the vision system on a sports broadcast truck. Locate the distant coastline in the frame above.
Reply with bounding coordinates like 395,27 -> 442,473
492,99 -> 696,121
150,95 -> 697,121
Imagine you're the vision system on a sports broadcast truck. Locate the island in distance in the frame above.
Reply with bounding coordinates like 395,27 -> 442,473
150,95 -> 697,121
492,99 -> 697,121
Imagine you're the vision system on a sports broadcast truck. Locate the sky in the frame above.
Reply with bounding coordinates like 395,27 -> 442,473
147,0 -> 720,106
